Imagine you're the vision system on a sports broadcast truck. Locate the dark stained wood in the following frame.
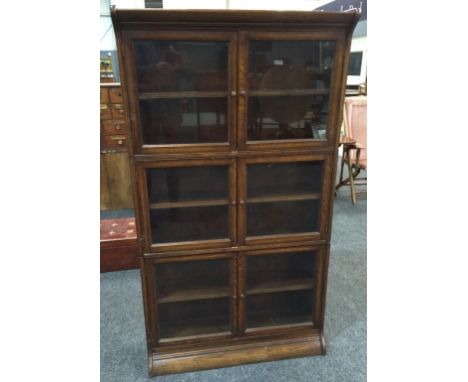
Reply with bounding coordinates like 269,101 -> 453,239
104,152 -> 133,209
114,8 -> 357,26
102,119 -> 127,135
100,155 -> 112,210
247,279 -> 314,295
139,91 -> 228,99
109,87 -> 124,103
101,87 -> 109,103
100,238 -> 139,272
120,29 -> 238,156
247,193 -> 320,203
157,287 -> 230,304
248,89 -> 329,97
150,333 -> 323,376
102,135 -> 128,150
149,199 -> 227,209
111,7 -> 359,376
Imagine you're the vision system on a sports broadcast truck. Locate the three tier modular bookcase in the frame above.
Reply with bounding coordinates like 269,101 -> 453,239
112,8 -> 359,376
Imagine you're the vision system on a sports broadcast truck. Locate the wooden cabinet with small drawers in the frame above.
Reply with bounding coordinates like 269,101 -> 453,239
100,83 -> 133,210
100,83 -> 128,151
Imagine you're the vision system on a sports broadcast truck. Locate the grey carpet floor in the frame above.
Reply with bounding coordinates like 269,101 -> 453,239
101,171 -> 367,382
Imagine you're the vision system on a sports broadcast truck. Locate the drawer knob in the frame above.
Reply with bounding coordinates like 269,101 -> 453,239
118,140 -> 123,145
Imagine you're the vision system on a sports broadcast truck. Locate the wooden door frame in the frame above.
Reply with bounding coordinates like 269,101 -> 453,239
142,252 -> 238,348
237,30 -> 346,152
237,244 -> 327,337
134,157 -> 237,253
237,152 -> 334,247
121,30 -> 238,155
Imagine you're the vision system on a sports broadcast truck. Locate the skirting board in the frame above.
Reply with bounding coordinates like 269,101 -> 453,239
149,333 -> 325,376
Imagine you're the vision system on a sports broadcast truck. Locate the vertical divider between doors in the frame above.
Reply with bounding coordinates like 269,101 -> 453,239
229,159 -> 238,247
237,31 -> 248,150
237,158 -> 247,246
229,32 -> 238,152
230,255 -> 238,337
237,253 -> 246,335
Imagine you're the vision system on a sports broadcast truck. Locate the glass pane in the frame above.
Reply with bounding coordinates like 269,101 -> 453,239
246,161 -> 323,237
247,95 -> 328,141
147,166 -> 230,244
134,40 -> 228,92
248,162 -> 323,197
139,97 -> 228,145
159,298 -> 230,340
155,258 -> 232,340
247,40 -> 335,141
156,259 -> 230,303
246,290 -> 314,329
247,200 -> 320,237
246,252 -> 316,292
147,166 -> 228,203
248,40 -> 335,91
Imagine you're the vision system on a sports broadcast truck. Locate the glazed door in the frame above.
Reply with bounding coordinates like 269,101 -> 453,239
238,31 -> 345,150
238,154 -> 332,246
136,158 -> 237,253
146,253 -> 237,346
122,31 -> 238,154
238,247 -> 323,335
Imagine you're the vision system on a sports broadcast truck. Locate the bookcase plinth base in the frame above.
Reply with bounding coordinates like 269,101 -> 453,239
149,333 -> 325,376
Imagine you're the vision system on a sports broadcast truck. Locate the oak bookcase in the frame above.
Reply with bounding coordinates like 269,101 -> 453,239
112,8 -> 359,376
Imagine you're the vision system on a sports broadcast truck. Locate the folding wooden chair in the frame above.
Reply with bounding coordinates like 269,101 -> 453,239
336,96 -> 367,204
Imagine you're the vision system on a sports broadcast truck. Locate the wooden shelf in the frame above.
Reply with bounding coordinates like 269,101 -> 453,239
160,321 -> 230,342
248,89 -> 329,97
247,193 -> 320,204
246,314 -> 313,331
247,279 -> 314,296
158,287 -> 230,304
139,91 -> 227,100
150,199 -> 228,209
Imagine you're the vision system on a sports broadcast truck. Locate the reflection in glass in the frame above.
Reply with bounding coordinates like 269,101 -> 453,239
134,40 -> 228,92
246,252 -> 316,291
147,166 -> 228,203
146,166 -> 230,244
247,40 -> 335,141
246,161 -> 323,237
248,94 -> 328,140
156,259 -> 230,302
247,200 -> 320,237
246,290 -> 314,329
159,298 -> 230,340
248,40 -> 335,91
139,97 -> 228,144
247,162 -> 323,198
150,206 -> 228,244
